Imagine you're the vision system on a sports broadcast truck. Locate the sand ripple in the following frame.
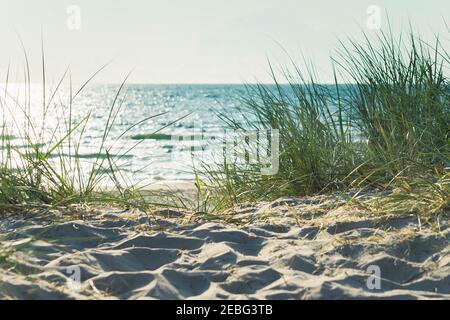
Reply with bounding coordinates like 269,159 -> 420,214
0,198 -> 448,299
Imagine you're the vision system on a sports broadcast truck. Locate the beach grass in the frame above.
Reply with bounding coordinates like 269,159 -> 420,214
200,27 -> 449,215
0,47 -> 161,214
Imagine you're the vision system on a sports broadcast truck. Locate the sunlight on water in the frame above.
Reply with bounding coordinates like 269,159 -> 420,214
0,83 -> 247,185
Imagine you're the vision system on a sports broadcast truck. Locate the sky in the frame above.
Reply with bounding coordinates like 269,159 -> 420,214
0,0 -> 449,84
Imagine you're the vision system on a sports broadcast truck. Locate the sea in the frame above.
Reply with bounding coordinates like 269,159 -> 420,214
0,84 -> 252,186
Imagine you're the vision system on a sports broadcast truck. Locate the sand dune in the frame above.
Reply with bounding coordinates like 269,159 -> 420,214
0,196 -> 448,299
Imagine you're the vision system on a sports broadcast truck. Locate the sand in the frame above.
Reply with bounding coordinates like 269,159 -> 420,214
0,195 -> 448,299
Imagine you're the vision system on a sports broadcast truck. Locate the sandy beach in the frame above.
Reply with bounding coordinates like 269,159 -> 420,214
1,194 -> 448,300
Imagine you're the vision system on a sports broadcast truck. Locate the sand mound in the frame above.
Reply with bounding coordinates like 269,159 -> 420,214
0,197 -> 448,299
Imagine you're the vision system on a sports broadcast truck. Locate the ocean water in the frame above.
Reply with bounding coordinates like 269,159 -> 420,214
1,83 -> 350,187
1,84 -> 248,185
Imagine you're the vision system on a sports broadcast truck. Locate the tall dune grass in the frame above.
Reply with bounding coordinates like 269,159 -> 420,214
0,49 -> 160,214
203,27 -> 450,212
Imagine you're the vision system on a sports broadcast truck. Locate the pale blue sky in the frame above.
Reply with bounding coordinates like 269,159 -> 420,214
0,0 -> 449,84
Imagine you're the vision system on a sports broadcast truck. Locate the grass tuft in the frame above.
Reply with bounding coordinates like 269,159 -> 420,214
0,45 -> 164,214
200,26 -> 450,216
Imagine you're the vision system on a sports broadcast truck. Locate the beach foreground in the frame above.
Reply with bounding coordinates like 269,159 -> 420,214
0,194 -> 448,299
